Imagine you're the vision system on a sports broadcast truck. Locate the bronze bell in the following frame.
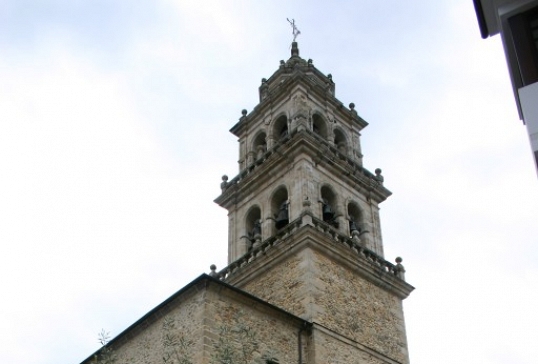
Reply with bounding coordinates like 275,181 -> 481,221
349,218 -> 359,234
251,219 -> 262,237
275,202 -> 289,229
322,203 -> 335,222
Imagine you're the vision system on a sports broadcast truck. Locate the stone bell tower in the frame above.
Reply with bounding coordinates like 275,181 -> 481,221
214,42 -> 414,364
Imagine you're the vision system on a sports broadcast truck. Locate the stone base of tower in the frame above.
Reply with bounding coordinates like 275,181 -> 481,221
310,326 -> 407,364
219,213 -> 414,364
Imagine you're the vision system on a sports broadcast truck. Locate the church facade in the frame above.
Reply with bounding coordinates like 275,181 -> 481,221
82,42 -> 414,364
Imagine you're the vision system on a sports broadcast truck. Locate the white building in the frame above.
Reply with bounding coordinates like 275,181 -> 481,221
473,0 -> 538,175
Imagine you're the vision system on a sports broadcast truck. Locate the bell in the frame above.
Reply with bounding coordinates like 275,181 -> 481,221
251,220 -> 262,237
275,203 -> 289,229
323,204 -> 335,222
275,211 -> 289,229
349,220 -> 359,234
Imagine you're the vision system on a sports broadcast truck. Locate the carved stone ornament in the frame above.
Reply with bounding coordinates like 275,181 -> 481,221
291,94 -> 311,119
220,175 -> 229,191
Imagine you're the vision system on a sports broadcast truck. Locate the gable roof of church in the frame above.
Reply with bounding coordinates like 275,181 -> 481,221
80,273 -> 309,364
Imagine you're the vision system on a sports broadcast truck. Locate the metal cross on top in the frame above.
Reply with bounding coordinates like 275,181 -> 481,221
287,18 -> 301,42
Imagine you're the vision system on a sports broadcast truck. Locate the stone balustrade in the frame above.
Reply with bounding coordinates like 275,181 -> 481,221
309,215 -> 405,280
220,130 -> 378,194
213,216 -> 303,281
211,212 -> 406,282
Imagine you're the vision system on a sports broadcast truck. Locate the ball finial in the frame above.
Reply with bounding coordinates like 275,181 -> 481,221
241,109 -> 247,116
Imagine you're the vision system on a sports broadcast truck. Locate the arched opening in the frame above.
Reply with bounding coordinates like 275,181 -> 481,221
271,186 -> 289,230
273,115 -> 288,140
245,206 -> 262,248
253,132 -> 267,160
347,202 -> 362,237
334,128 -> 347,154
312,114 -> 328,139
320,185 -> 338,227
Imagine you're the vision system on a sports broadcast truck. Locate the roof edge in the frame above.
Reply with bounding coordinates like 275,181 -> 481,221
473,0 -> 490,38
80,274 -> 309,364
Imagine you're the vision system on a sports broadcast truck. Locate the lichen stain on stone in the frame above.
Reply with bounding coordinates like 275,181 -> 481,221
313,251 -> 405,363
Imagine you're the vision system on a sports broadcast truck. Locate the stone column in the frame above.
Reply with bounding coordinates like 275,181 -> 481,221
267,136 -> 275,149
246,151 -> 255,166
239,139 -> 246,170
261,214 -> 272,241
358,221 -> 373,250
240,236 -> 251,256
335,203 -> 347,235
266,217 -> 277,237
228,215 -> 234,263
290,93 -> 310,133
353,131 -> 363,166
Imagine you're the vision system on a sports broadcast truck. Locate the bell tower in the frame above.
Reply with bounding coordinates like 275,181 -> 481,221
214,42 -> 414,364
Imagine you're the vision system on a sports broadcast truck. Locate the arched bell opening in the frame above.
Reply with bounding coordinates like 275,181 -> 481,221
252,132 -> 267,160
312,114 -> 328,139
273,115 -> 288,140
347,202 -> 362,237
334,128 -> 348,155
320,185 -> 338,228
245,206 -> 262,248
271,186 -> 289,231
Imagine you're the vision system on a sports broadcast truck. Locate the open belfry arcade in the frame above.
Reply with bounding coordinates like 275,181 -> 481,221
82,41 -> 415,364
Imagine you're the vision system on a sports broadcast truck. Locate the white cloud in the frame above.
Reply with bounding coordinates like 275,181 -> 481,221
1,1 -> 537,364
0,37 -> 228,363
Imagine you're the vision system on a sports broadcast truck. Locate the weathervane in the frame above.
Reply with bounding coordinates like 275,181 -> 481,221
287,18 -> 301,42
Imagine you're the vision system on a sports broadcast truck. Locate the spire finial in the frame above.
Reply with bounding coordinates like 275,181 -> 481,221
291,42 -> 299,57
287,18 -> 301,42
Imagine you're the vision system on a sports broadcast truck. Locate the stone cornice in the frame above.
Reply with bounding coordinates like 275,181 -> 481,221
229,68 -> 368,137
217,213 -> 414,300
214,129 -> 391,210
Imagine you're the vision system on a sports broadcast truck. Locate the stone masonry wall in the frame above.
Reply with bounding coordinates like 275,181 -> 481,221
313,251 -> 409,363
236,243 -> 409,363
203,287 -> 302,364
311,329 -> 387,364
94,287 -> 205,364
240,252 -> 307,319
90,281 -> 304,364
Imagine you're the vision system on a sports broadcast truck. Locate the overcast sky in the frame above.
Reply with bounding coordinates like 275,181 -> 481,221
1,1 -> 537,364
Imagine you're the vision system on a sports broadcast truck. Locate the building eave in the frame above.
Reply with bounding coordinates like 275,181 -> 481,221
229,62 -> 368,138
215,130 -> 391,210
79,274 -> 309,364
473,0 -> 491,38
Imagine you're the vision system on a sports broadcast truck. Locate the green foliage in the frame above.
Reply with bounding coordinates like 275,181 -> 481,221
92,329 -> 117,364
